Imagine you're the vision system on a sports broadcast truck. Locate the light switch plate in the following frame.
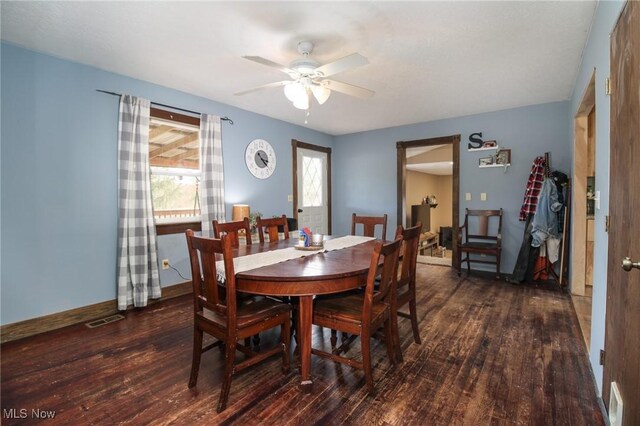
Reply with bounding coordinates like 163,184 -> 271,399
481,193 -> 487,201
287,194 -> 293,202
465,193 -> 472,201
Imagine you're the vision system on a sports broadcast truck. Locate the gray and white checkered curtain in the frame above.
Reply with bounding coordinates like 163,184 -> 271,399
199,114 -> 226,237
116,95 -> 161,310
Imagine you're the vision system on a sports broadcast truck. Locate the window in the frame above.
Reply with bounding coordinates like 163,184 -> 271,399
302,155 -> 323,207
149,108 -> 201,225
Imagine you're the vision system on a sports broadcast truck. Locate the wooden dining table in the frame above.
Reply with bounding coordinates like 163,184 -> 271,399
232,237 -> 377,390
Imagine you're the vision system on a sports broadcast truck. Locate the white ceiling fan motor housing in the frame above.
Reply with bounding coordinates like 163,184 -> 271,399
291,58 -> 319,76
291,41 -> 320,76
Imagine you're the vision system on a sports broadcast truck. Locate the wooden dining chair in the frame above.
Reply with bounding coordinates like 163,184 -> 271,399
256,214 -> 289,243
394,223 -> 423,349
351,213 -> 388,239
213,217 -> 260,347
185,230 -> 291,413
312,237 -> 403,393
353,224 -> 422,362
256,214 -> 294,311
213,218 -> 252,247
331,213 -> 389,348
457,208 -> 503,278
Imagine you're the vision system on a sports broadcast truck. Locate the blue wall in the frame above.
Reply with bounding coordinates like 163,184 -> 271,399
0,43 -> 332,325
569,0 -> 625,395
332,102 -> 571,275
0,42 -> 573,325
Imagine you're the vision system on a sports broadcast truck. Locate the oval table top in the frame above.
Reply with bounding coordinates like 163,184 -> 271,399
234,238 -> 378,296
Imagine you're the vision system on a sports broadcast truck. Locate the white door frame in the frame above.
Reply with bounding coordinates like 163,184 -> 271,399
571,71 -> 596,297
292,139 -> 332,234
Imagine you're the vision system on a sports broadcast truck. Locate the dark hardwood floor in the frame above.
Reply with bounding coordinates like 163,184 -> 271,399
1,265 -> 604,425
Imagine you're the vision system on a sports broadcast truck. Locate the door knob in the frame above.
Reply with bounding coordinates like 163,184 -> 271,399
297,209 -> 303,213
622,257 -> 640,271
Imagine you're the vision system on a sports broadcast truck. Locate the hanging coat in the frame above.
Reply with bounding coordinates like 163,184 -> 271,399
531,178 -> 563,247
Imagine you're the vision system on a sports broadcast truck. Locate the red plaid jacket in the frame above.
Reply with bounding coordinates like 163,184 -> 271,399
520,157 -> 546,221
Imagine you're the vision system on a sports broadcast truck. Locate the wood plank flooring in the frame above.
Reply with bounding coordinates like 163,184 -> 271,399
1,265 -> 604,425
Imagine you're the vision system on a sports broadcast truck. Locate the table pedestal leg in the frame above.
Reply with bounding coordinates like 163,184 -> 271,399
297,295 -> 313,391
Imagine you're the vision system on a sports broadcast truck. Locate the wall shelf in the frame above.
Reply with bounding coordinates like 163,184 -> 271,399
479,163 -> 511,168
468,145 -> 499,152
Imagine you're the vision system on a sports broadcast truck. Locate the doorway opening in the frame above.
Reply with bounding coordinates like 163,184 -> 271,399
571,72 -> 596,350
397,135 -> 461,269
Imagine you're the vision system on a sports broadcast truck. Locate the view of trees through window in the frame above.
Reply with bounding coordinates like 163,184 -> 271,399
150,173 -> 200,215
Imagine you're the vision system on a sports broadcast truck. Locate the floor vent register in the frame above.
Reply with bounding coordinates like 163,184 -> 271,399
85,314 -> 125,329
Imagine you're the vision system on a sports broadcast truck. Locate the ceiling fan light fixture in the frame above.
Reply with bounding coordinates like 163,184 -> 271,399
311,85 -> 331,105
285,81 -> 310,110
238,43 -> 373,113
292,96 -> 309,110
284,82 -> 304,103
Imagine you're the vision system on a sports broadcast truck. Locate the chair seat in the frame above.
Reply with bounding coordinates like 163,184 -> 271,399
314,294 -> 388,327
199,297 -> 290,329
459,242 -> 499,251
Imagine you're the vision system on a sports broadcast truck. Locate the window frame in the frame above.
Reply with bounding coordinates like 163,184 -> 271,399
150,107 -> 202,235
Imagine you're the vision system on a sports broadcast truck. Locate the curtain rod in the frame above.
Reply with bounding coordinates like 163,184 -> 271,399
96,90 -> 233,125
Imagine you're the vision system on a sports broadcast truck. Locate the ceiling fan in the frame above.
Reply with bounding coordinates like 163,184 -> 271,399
235,41 -> 374,110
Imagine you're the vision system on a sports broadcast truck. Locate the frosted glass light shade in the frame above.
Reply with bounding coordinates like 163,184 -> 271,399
293,95 -> 309,110
311,85 -> 331,105
285,82 -> 311,110
284,83 -> 305,103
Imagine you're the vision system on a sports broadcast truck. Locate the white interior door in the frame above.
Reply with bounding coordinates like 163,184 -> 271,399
296,148 -> 328,234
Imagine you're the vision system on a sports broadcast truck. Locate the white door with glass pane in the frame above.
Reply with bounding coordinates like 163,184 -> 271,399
297,148 -> 328,234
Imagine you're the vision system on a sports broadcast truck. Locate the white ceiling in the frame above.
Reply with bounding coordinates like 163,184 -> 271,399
406,144 -> 452,175
406,145 -> 441,158
407,161 -> 453,176
0,1 -> 596,136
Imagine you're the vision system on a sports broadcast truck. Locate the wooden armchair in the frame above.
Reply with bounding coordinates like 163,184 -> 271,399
256,214 -> 289,243
185,230 -> 290,412
351,213 -> 388,240
312,237 -> 403,393
457,209 -> 503,278
213,218 -> 252,247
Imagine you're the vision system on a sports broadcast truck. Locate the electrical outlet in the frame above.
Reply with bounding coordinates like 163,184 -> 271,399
481,193 -> 487,201
465,193 -> 472,201
162,259 -> 170,270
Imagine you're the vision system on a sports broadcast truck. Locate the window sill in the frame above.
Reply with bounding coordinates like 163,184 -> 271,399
156,221 -> 201,236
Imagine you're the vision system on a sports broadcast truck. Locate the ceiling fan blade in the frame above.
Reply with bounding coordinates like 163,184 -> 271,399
242,56 -> 297,76
314,53 -> 369,77
322,79 -> 374,99
234,81 -> 290,96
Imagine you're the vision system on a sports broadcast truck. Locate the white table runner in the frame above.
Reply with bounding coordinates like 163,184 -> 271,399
216,235 -> 375,282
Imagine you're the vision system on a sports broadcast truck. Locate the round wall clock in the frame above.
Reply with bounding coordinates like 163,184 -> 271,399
245,139 -> 276,179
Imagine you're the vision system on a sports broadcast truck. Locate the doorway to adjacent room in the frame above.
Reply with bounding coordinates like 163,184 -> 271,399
396,135 -> 460,269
